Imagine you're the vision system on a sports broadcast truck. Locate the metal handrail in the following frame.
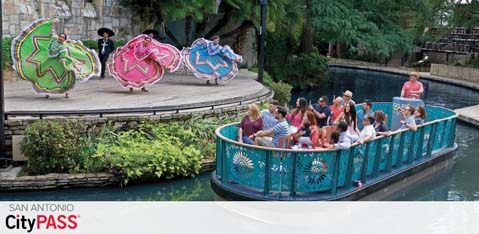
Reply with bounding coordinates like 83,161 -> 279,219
214,103 -> 458,199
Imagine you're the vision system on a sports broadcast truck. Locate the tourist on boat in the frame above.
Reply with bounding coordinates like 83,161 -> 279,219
328,121 -> 352,149
181,35 -> 243,84
334,101 -> 360,139
254,106 -> 289,148
374,110 -> 390,136
330,131 -> 340,145
342,90 -> 356,105
11,18 -> 100,98
293,120 -> 314,149
415,106 -> 427,125
287,97 -> 308,133
357,115 -> 376,144
357,99 -> 373,130
97,27 -> 115,79
310,96 -> 331,128
399,105 -> 417,131
400,71 -> 424,99
108,34 -> 182,93
261,100 -> 279,130
303,110 -> 321,147
238,104 -> 263,145
329,97 -> 344,125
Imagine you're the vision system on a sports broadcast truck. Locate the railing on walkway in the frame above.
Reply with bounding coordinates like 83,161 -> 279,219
213,103 -> 458,200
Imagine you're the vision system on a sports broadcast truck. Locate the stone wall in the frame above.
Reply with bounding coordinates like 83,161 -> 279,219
430,64 -> 479,83
0,173 -> 118,190
4,94 -> 276,158
2,0 -> 143,40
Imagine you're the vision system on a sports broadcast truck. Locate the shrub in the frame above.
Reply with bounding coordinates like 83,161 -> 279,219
2,37 -> 14,68
284,49 -> 329,88
270,81 -> 293,106
21,120 -> 88,175
93,123 -> 203,185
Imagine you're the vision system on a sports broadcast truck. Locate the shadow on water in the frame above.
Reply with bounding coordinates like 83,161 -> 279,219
0,174 -> 215,201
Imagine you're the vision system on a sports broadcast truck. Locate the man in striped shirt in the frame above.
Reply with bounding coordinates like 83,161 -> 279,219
254,106 -> 289,148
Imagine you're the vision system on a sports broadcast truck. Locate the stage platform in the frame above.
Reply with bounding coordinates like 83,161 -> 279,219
4,70 -> 270,116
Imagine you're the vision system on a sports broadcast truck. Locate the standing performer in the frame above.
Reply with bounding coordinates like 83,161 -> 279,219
97,27 -> 115,78
108,35 -> 182,92
182,35 -> 243,84
11,18 -> 100,98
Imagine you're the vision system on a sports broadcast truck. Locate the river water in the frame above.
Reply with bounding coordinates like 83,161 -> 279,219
1,67 -> 478,201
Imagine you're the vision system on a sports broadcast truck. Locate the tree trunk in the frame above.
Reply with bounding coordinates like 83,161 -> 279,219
204,6 -> 232,39
336,42 -> 347,58
300,27 -> 314,54
299,0 -> 313,54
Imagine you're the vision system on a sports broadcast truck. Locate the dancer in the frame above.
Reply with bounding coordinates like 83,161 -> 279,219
143,29 -> 160,41
108,34 -> 182,92
97,27 -> 115,78
182,35 -> 243,84
11,18 -> 100,98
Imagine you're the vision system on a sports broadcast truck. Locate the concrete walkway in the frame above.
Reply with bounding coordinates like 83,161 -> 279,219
455,105 -> 479,127
4,69 -> 266,112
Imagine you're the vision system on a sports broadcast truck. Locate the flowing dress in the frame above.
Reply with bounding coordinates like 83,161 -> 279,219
11,18 -> 100,95
182,38 -> 243,81
108,35 -> 182,89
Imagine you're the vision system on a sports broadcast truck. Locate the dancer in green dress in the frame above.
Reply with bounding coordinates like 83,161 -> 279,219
11,18 -> 100,98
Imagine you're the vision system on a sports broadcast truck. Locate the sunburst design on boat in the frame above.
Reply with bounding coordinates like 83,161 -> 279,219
303,158 -> 328,185
232,151 -> 254,176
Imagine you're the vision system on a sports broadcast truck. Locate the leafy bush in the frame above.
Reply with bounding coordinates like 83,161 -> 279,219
270,81 -> 293,106
21,120 -> 89,175
20,115 -> 242,184
93,123 -> 203,185
2,37 -> 14,68
283,49 -> 329,88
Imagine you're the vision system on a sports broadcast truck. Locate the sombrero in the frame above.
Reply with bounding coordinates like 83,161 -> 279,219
142,29 -> 159,36
97,28 -> 115,37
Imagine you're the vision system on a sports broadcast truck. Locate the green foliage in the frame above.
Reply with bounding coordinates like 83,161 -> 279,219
93,123 -> 203,185
21,120 -> 89,175
284,49 -> 329,88
270,81 -> 293,107
2,37 -> 13,68
262,71 -> 274,87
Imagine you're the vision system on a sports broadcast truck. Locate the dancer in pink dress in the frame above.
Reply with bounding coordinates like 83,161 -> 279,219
108,35 -> 181,92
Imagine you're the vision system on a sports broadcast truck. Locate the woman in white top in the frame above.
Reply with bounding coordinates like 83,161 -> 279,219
334,101 -> 360,140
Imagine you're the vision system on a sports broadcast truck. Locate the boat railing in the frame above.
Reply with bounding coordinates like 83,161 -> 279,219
213,103 -> 458,200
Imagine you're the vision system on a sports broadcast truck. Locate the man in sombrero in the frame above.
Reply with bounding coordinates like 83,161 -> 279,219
97,27 -> 115,78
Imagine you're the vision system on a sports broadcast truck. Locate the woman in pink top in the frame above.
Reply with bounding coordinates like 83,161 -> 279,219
287,97 -> 308,133
401,71 -> 424,99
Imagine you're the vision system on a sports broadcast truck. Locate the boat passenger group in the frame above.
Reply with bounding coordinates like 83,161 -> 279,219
11,18 -> 243,98
238,71 -> 427,150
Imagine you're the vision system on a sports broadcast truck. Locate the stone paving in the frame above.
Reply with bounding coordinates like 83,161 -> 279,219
4,69 -> 265,112
455,105 -> 479,127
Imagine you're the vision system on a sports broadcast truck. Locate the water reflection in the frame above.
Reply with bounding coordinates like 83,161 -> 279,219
0,174 -> 215,201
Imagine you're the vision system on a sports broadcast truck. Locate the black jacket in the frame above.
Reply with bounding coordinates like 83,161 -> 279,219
98,38 -> 115,56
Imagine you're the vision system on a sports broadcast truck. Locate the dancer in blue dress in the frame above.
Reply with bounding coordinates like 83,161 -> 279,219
182,35 -> 243,84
